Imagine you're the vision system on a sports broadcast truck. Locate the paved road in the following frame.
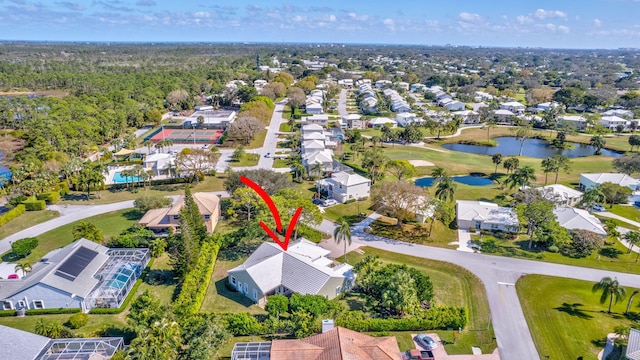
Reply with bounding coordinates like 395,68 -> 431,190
337,89 -> 348,117
347,215 -> 640,360
599,211 -> 640,228
256,100 -> 288,170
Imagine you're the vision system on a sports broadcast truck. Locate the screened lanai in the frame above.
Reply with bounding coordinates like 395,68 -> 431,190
36,337 -> 124,360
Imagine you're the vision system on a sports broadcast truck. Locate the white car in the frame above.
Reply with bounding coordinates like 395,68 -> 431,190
323,199 -> 338,207
592,204 -> 606,212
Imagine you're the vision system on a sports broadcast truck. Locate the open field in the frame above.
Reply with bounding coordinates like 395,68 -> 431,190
368,217 -> 458,248
347,247 -> 496,354
518,274 -> 635,359
229,153 -> 259,167
0,210 -> 59,241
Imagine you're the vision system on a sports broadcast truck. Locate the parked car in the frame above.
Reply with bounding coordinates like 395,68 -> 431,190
634,201 -> 640,208
312,198 -> 323,205
415,334 -> 438,350
402,349 -> 435,360
592,204 -> 606,212
264,152 -> 270,158
322,199 -> 338,207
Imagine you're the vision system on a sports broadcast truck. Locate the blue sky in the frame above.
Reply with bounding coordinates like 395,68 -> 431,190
0,0 -> 638,48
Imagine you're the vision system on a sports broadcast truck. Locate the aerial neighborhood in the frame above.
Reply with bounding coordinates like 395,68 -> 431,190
2,37 -> 640,360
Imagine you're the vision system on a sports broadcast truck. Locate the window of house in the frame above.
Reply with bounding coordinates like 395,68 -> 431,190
244,283 -> 248,294
230,276 -> 236,285
491,224 -> 499,230
2,301 -> 13,310
17,300 -> 26,309
253,289 -> 258,300
33,300 -> 44,309
204,215 -> 211,221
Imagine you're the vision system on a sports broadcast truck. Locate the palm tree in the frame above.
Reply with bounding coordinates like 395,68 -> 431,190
505,165 -> 536,190
592,276 -> 627,314
540,157 -> 557,185
333,219 -> 352,262
143,140 -> 153,154
72,221 -> 103,242
435,176 -> 457,202
552,155 -> 571,184
485,117 -> 497,142
164,139 -> 173,152
14,261 -> 32,277
623,231 -> 640,254
431,166 -> 448,186
590,135 -> 606,155
492,153 -> 502,175
625,290 -> 639,314
132,164 -> 145,187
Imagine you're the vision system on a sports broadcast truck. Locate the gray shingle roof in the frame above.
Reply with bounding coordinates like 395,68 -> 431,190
0,325 -> 50,360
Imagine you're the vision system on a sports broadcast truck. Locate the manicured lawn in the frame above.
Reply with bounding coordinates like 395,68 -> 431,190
608,204 -> 640,223
347,247 -> 496,354
229,153 -> 260,167
368,217 -> 457,248
11,209 -> 140,263
323,199 -> 374,224
136,253 -> 177,306
278,123 -> 291,132
272,158 -> 290,168
473,234 -> 640,275
518,274 -> 636,359
0,312 -> 129,338
59,175 -> 227,205
246,130 -> 267,149
0,210 -> 59,241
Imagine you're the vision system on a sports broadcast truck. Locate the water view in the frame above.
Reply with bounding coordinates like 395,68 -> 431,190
441,137 -> 621,159
415,175 -> 494,187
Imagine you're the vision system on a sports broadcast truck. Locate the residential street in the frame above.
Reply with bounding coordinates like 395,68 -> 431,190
255,99 -> 288,170
337,89 -> 348,117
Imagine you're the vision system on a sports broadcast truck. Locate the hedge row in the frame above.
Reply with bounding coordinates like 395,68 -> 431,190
173,240 -> 220,317
335,308 -> 468,332
27,308 -> 81,315
23,199 -> 46,211
0,310 -> 16,317
37,191 -> 61,204
0,204 -> 25,226
89,259 -> 154,314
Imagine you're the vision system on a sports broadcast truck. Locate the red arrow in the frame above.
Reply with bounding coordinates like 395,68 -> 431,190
240,176 -> 302,251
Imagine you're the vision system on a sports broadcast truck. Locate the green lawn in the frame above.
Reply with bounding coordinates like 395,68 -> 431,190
229,153 -> 260,167
608,204 -> 640,223
518,274 -> 635,359
323,199 -> 374,224
0,210 -> 59,241
278,123 -> 292,132
246,130 -> 267,150
0,312 -> 129,339
272,159 -> 290,168
347,247 -> 496,354
136,253 -> 177,306
368,217 -> 457,248
8,209 -> 141,263
59,175 -> 227,205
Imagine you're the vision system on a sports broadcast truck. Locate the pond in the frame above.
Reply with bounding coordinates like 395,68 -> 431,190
441,137 -> 621,159
415,175 -> 494,187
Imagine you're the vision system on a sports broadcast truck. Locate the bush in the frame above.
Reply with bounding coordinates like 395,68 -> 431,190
134,194 -> 172,213
37,191 -> 61,204
221,312 -> 265,335
22,199 -> 46,211
0,310 -> 16,317
26,308 -> 81,315
59,182 -> 70,196
0,204 -> 25,226
336,308 -> 468,332
11,237 -> 39,257
345,199 -> 356,204
548,245 -> 560,253
173,238 -> 220,317
67,313 -> 89,329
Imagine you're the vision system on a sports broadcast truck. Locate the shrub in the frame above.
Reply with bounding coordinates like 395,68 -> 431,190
134,194 -> 172,213
336,308 -> 468,332
345,199 -> 356,204
23,199 -> 46,211
26,308 -> 81,315
0,204 -> 25,226
59,182 -> 70,196
548,245 -> 560,253
67,313 -> 89,329
0,310 -> 17,317
173,239 -> 220,317
11,237 -> 39,257
37,191 -> 61,204
221,312 -> 265,335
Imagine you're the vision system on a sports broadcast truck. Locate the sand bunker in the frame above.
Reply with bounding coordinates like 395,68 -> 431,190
408,160 -> 435,167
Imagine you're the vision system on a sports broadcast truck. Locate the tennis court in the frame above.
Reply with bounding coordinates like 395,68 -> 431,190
149,128 -> 224,144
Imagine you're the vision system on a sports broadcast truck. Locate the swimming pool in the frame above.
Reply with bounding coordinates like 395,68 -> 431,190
415,175 -> 494,187
113,171 -> 140,183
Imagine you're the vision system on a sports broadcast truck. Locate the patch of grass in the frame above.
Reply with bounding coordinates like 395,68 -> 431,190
136,253 -> 177,306
608,204 -> 640,223
323,199 -> 373,224
272,158 -> 290,168
368,218 -> 457,248
0,210 -> 59,241
347,247 -> 496,354
518,274 -> 636,359
278,123 -> 291,132
246,130 -> 267,150
59,175 -> 226,205
20,209 -> 140,263
0,312 -> 129,339
230,153 -> 260,167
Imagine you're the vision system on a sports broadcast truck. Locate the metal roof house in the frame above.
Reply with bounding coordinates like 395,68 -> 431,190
227,239 -> 355,305
553,207 -> 607,236
0,238 -> 150,313
0,324 -> 124,360
456,200 -> 520,233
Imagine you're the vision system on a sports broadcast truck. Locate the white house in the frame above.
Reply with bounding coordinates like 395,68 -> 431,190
227,239 -> 355,304
410,83 -> 426,92
456,110 -> 480,124
342,114 -> 364,129
316,171 -> 371,203
553,207 -> 606,236
536,102 -> 560,112
375,80 -> 392,88
580,173 -> 640,203
500,101 -> 526,115
302,114 -> 330,126
360,97 -> 378,113
441,99 -> 465,111
302,150 -> 334,173
302,139 -> 326,153
600,115 -> 629,131
143,153 -> 175,176
474,91 -> 494,102
456,200 -> 520,233
302,124 -> 324,135
0,239 -> 150,313
560,115 -> 588,131
302,132 -> 326,141
535,184 -> 584,206
368,117 -> 397,129
603,109 -> 634,119
185,109 -> 236,129
494,109 -> 516,122
305,102 -> 324,115
395,112 -> 417,127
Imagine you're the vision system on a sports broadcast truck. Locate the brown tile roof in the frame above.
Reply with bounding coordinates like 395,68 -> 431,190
138,208 -> 170,228
138,192 -> 219,233
167,192 -> 219,216
270,327 -> 401,360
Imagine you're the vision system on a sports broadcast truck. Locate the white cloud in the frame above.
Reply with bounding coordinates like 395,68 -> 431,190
458,12 -> 482,22
593,18 -> 602,27
516,15 -> 534,24
383,18 -> 395,31
534,9 -> 567,20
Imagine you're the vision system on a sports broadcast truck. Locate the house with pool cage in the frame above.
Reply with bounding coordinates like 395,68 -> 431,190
0,238 -> 150,313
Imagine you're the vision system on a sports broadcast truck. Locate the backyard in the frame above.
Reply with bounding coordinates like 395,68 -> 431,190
518,274 -> 636,359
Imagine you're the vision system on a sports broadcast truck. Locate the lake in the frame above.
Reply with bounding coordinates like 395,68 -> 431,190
415,175 -> 494,187
441,137 -> 621,159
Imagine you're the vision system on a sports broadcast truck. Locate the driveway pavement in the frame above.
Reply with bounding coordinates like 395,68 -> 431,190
412,333 -> 500,360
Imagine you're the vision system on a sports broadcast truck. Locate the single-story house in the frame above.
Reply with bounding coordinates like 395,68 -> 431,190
600,115 -> 629,131
227,239 -> 356,304
475,91 -> 494,102
338,79 -> 354,87
138,192 -> 221,233
143,153 -> 175,176
375,80 -> 392,88
0,325 -> 125,360
579,173 -> 640,198
305,102 -> 324,115
603,109 -> 634,119
500,101 -> 526,114
0,238 -> 150,313
535,184 -> 584,206
360,97 -> 378,113
494,109 -> 516,122
184,109 -> 236,129
316,171 -> 371,203
302,131 -> 326,141
456,110 -> 480,124
231,324 -> 401,360
410,83 -> 426,92
396,82 -> 409,91
442,99 -> 465,111
456,200 -> 520,233
553,207 -> 606,236
302,139 -> 326,153
368,117 -> 397,129
395,112 -> 417,127
536,102 -> 560,112
560,115 -> 588,131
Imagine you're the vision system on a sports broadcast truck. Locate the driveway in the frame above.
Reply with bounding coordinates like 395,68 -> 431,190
412,333 -> 500,360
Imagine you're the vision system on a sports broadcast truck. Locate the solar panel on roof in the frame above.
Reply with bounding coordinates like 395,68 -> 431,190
54,246 -> 98,281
